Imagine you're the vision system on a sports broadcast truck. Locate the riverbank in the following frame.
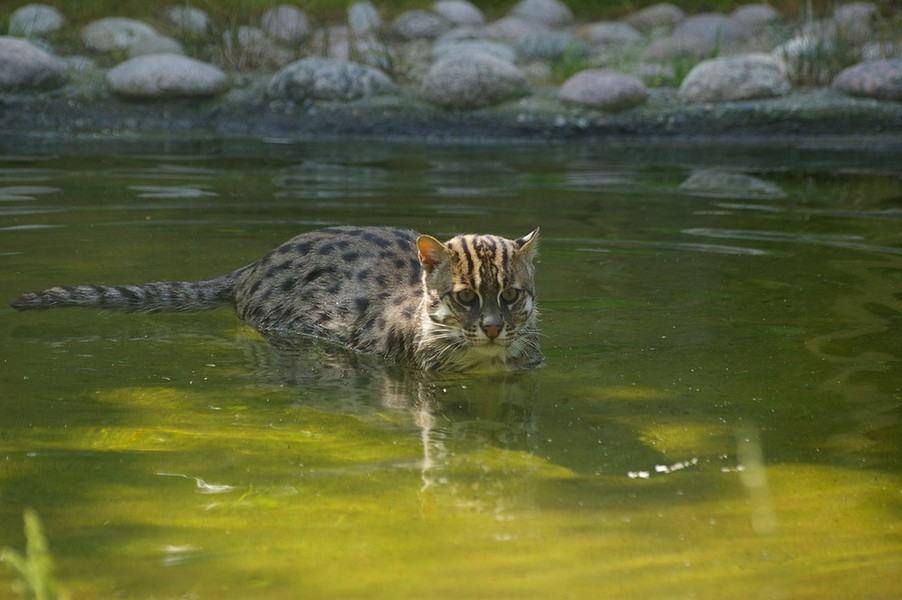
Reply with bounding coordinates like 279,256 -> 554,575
2,1 -> 900,146
3,83 -> 901,145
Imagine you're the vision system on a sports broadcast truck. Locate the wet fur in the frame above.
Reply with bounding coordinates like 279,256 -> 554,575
11,226 -> 542,372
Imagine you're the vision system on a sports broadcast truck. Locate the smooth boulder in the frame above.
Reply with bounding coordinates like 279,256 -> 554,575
832,59 -> 902,101
0,36 -> 68,91
268,57 -> 397,103
81,17 -> 156,52
679,54 -> 790,103
421,51 -> 527,109
106,53 -> 227,99
559,69 -> 648,111
9,4 -> 65,36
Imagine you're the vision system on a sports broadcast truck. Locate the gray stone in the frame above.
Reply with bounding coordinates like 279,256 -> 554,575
485,16 -> 550,43
731,4 -> 781,31
679,54 -> 790,103
81,17 -> 157,52
106,53 -> 227,99
559,69 -> 648,111
0,36 -> 68,90
432,1 -> 484,26
348,2 -> 381,35
832,58 -> 902,101
9,4 -> 65,37
421,51 -> 528,109
392,10 -> 450,40
514,31 -> 588,61
577,22 -> 643,48
127,34 -> 184,58
312,26 -> 395,71
832,2 -> 878,44
165,6 -> 210,34
268,57 -> 397,103
623,3 -> 684,34
643,13 -> 752,62
431,39 -> 516,64
221,26 -> 294,70
261,5 -> 311,43
510,0 -> 573,28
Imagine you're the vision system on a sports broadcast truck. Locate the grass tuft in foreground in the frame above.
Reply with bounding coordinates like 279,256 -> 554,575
1,510 -> 70,600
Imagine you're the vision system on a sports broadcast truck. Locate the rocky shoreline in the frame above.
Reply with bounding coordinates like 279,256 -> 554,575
2,1 -> 901,144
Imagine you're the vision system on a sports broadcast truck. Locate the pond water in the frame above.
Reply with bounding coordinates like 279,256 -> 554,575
1,136 -> 900,599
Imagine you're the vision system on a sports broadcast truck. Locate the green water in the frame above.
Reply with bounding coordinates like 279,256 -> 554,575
1,138 -> 900,599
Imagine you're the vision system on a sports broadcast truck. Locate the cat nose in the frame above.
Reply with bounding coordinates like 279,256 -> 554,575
482,324 -> 501,339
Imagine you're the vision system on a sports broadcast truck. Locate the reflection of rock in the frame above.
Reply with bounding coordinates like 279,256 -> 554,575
679,169 -> 785,199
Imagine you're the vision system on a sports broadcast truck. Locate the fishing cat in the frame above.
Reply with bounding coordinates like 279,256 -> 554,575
11,226 -> 543,372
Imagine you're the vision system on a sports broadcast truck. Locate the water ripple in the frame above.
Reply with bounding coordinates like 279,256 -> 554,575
684,228 -> 902,256
128,185 -> 219,199
0,186 -> 61,201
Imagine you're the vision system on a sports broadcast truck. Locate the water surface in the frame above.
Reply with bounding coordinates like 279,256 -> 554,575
1,138 -> 900,599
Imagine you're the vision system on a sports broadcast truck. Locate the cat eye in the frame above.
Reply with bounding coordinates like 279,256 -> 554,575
500,288 -> 519,303
455,289 -> 478,305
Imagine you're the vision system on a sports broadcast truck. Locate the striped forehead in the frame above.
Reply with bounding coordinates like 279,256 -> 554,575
447,234 -> 514,289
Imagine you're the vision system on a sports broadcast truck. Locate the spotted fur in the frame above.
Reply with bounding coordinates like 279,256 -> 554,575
11,226 -> 543,372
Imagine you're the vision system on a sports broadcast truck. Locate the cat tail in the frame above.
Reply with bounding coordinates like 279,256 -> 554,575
10,270 -> 243,313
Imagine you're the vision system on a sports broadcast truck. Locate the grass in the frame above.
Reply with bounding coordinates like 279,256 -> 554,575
1,510 -> 70,600
1,0 -> 842,29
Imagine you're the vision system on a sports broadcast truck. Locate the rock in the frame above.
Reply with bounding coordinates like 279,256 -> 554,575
559,69 -> 648,111
731,3 -> 781,31
106,53 -> 227,99
348,1 -> 382,35
485,16 -> 551,43
832,2 -> 878,43
510,0 -> 574,28
165,6 -> 210,35
221,26 -> 294,69
432,1 -> 485,26
127,34 -> 183,57
392,10 -> 450,40
679,170 -> 785,199
420,51 -> 528,109
679,54 -> 790,103
0,36 -> 68,91
672,13 -> 752,50
81,17 -> 157,52
832,59 -> 902,101
312,26 -> 395,71
267,57 -> 397,103
9,4 -> 65,37
643,13 -> 752,62
261,5 -> 311,44
623,3 -> 684,34
577,22 -> 643,48
431,39 -> 517,64
514,31 -> 588,61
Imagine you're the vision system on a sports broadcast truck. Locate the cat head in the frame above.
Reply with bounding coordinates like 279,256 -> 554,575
416,229 -> 540,369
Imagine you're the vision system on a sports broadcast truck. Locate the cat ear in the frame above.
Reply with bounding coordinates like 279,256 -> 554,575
515,227 -> 539,261
417,235 -> 450,273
